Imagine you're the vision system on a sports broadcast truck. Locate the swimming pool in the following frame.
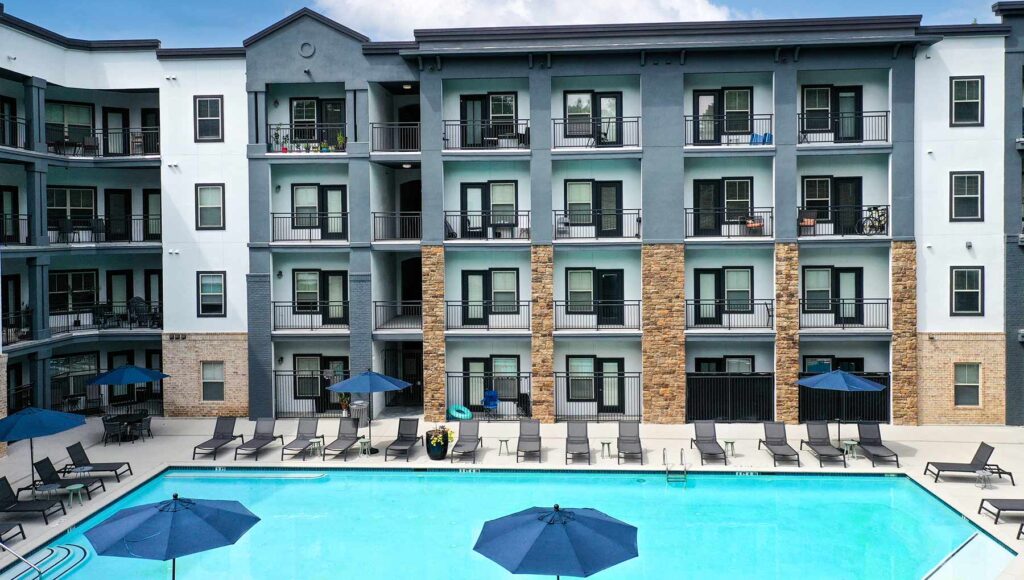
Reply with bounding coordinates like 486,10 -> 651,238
5,469 -> 1015,579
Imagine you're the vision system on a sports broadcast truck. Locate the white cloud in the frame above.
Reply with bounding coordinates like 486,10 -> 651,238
313,0 -> 734,40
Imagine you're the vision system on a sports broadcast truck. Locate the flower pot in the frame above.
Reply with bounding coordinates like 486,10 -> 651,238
426,430 -> 449,460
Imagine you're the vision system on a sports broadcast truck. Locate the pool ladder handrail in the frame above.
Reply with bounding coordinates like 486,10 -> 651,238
0,543 -> 88,580
0,542 -> 41,579
663,448 -> 688,484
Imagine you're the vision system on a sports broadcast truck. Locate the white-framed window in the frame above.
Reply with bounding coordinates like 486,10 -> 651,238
489,182 -> 516,224
194,96 -> 223,141
951,267 -> 983,316
491,356 -> 520,400
953,362 -> 980,406
723,89 -> 752,133
195,184 -> 224,229
950,172 -> 982,221
803,178 -> 831,219
802,87 -> 831,131
197,271 -> 226,317
293,271 -> 320,312
803,268 -> 832,311
724,268 -> 752,313
950,77 -> 983,126
567,356 -> 595,400
565,92 -> 593,136
723,179 -> 752,221
294,356 -> 322,399
292,185 -> 319,228
46,187 -> 95,226
201,361 -> 225,401
567,269 -> 594,313
491,270 -> 517,313
489,94 -> 516,123
566,181 -> 593,225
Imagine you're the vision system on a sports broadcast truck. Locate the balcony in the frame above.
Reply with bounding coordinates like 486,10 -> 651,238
372,212 -> 421,241
272,301 -> 349,331
47,216 -> 161,245
44,126 -> 160,157
685,299 -> 775,330
442,120 -> 530,151
797,111 -> 889,145
553,209 -> 641,241
266,123 -> 347,154
685,207 -> 774,238
371,123 -> 420,152
444,300 -> 531,331
273,370 -> 352,418
685,372 -> 775,422
798,372 -> 890,423
798,299 -> 890,330
2,309 -> 32,346
554,300 -> 641,331
0,214 -> 31,246
0,115 -> 29,151
49,301 -> 163,337
48,370 -> 164,416
552,117 -> 640,149
443,211 -> 530,241
554,372 -> 641,422
271,213 -> 348,243
797,206 -> 889,237
683,114 -> 774,147
373,301 -> 423,331
445,372 -> 532,421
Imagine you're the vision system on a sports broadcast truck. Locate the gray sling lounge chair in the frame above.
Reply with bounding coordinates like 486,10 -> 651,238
978,499 -> 1024,524
282,418 -> 325,461
0,522 -> 25,547
924,443 -> 1014,485
65,442 -> 133,481
517,419 -> 542,463
192,417 -> 244,460
856,423 -> 900,468
234,418 -> 284,461
451,419 -> 482,464
616,421 -> 643,465
385,418 -> 422,462
690,420 -> 727,465
34,457 -> 105,499
799,421 -> 846,468
0,477 -> 65,525
758,422 -> 801,467
565,421 -> 591,465
323,418 -> 362,461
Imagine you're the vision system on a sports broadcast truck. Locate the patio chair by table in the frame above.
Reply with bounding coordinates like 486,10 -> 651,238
102,418 -> 129,446
323,418 -> 362,461
758,422 -> 801,467
64,442 -> 133,482
690,420 -> 727,466
0,477 -> 65,525
616,421 -> 644,465
924,443 -> 1015,485
34,457 -> 105,499
384,418 -> 422,462
799,421 -> 846,468
281,418 -> 325,461
564,421 -> 591,465
517,419 -> 542,463
856,423 -> 900,467
192,417 -> 244,460
234,418 -> 284,461
450,419 -> 482,464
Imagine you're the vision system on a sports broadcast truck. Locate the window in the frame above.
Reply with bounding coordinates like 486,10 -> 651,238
803,268 -> 832,311
803,356 -> 833,373
567,356 -> 595,400
950,77 -> 983,126
802,87 -> 831,131
565,181 -> 593,225
489,94 -> 516,123
565,92 -> 593,136
292,185 -> 319,228
291,98 -> 317,142
201,361 -> 225,401
723,88 -> 752,133
723,178 -> 752,221
491,356 -> 520,400
803,178 -> 831,220
195,184 -> 224,230
197,271 -> 226,317
489,182 -> 516,224
48,270 -> 97,311
950,266 -> 983,316
49,353 -> 99,397
950,172 -> 983,221
46,187 -> 95,227
194,96 -> 224,142
567,269 -> 594,313
491,270 -> 518,313
953,363 -> 980,406
293,271 -> 320,312
45,102 -> 92,142
724,268 -> 752,313
725,356 -> 754,373
294,356 -> 322,399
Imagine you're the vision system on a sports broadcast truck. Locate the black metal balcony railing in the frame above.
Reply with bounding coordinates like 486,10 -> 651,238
2,309 -> 32,346
9,383 -> 33,414
553,209 -> 642,240
799,372 -> 891,423
797,205 -> 889,237
552,117 -> 641,149
442,119 -> 530,150
554,300 -> 641,331
272,301 -> 350,331
444,211 -> 530,241
444,300 -> 531,330
48,369 -> 164,416
273,370 -> 353,418
44,125 -> 160,156
554,372 -> 642,422
685,372 -> 776,422
47,216 -> 162,244
266,123 -> 347,153
797,111 -> 889,144
49,301 -> 162,336
445,372 -> 532,421
685,207 -> 775,238
685,299 -> 775,329
0,214 -> 31,245
373,301 -> 423,330
0,115 -> 29,150
370,122 -> 420,152
799,299 -> 890,329
271,212 -> 348,242
683,114 -> 774,146
372,212 -> 421,241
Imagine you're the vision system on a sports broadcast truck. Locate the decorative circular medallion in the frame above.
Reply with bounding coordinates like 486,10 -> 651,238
299,42 -> 315,58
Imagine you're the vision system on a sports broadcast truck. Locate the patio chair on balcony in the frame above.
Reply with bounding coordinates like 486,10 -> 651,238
55,218 -> 77,244
482,389 -> 499,420
616,421 -> 643,465
0,477 -> 65,525
128,297 -> 157,328
281,418 -> 325,461
924,442 -> 1014,485
192,417 -> 244,460
234,418 -> 284,461
798,209 -> 818,235
565,421 -> 591,465
384,418 -> 422,462
323,418 -> 362,461
690,420 -> 727,466
758,422 -> 801,467
799,421 -> 846,468
64,442 -> 133,482
81,135 -> 99,156
517,419 -> 542,463
450,419 -> 482,464
856,423 -> 900,468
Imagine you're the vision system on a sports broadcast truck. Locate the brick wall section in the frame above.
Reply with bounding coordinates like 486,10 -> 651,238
641,244 -> 685,423
774,243 -> 800,423
531,245 -> 555,423
0,353 -> 6,458
918,332 -> 1006,424
890,241 -> 919,425
421,246 -> 447,422
162,333 -> 249,417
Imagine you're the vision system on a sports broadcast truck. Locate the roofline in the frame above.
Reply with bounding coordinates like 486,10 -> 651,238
0,2 -> 160,51
156,47 -> 247,60
919,24 -> 1011,37
243,7 -> 369,47
362,41 -> 418,55
993,1 -> 1024,17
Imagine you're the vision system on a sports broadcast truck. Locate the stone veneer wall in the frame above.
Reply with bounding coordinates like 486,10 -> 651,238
890,241 -> 919,425
0,353 -> 6,457
421,246 -> 447,422
530,245 -> 555,423
640,244 -> 685,423
774,243 -> 800,423
918,332 -> 1006,424
162,333 -> 249,417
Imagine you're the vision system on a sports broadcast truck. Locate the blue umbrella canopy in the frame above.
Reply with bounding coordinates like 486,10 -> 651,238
797,369 -> 888,392
326,370 -> 410,393
88,365 -> 169,386
0,407 -> 86,479
474,504 -> 638,578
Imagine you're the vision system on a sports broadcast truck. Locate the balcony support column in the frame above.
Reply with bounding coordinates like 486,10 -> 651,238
774,242 -> 800,423
349,247 -> 372,390
25,160 -> 48,247
641,243 -> 685,423
27,255 -> 50,341
891,241 -> 919,425
421,245 -> 446,422
28,349 -> 51,411
23,77 -> 46,154
530,245 -> 555,422
529,68 -> 553,243
245,270 -> 273,419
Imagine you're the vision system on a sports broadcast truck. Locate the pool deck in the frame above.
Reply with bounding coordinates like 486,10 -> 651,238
1,417 -> 1023,577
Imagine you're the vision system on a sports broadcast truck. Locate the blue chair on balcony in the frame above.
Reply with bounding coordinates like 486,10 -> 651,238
482,389 -> 499,420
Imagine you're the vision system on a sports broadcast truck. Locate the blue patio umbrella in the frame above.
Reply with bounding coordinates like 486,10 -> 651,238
474,504 -> 638,578
86,493 -> 259,579
0,407 -> 86,480
88,365 -> 169,386
327,371 -> 411,454
797,370 -> 888,438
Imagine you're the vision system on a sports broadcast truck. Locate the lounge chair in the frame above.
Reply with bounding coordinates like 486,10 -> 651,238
281,418 -> 325,461
616,421 -> 644,465
799,421 -> 846,468
565,421 -> 591,465
384,418 -> 422,462
192,417 -> 244,460
234,418 -> 284,461
978,499 -> 1024,524
450,419 -> 483,464
323,418 -> 362,461
34,457 -> 105,499
690,420 -> 727,465
924,443 -> 1015,485
856,423 -> 900,468
517,419 -> 542,463
758,422 -> 801,467
64,442 -> 133,482
0,522 -> 26,548
0,477 -> 65,525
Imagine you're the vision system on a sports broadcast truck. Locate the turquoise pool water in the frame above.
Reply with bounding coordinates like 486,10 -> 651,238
12,469 -> 1015,579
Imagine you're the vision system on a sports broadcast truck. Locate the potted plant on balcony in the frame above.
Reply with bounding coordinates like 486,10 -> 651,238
336,133 -> 347,152
426,424 -> 454,460
319,141 -> 331,153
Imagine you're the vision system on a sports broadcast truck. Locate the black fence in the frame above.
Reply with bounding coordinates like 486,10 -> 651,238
445,301 -> 531,330
443,211 -> 531,241
797,111 -> 889,144
47,215 -> 161,244
552,117 -> 640,149
685,299 -> 775,329
683,114 -> 774,146
373,301 -> 422,330
0,115 -> 29,150
267,123 -> 347,153
48,371 -> 163,416
271,213 -> 348,242
372,212 -> 421,241
686,373 -> 775,422
49,302 -> 162,336
2,309 -> 32,346
1,214 -> 31,245
8,384 -> 33,414
442,119 -> 530,150
272,301 -> 349,330
445,372 -> 532,421
273,370 -> 352,418
554,372 -> 642,422
554,300 -> 641,330
797,205 -> 889,237
799,299 -> 890,329
798,372 -> 891,423
684,207 -> 775,238
553,209 -> 641,240
44,125 -> 160,156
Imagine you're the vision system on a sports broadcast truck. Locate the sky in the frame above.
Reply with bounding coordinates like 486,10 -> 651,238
0,0 -> 1001,47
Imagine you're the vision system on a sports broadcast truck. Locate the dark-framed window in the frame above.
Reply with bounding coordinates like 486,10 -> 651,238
489,181 -> 517,224
564,91 -> 594,137
490,269 -> 519,313
723,266 -> 753,313
565,180 -> 594,225
802,266 -> 832,312
48,269 -> 98,311
293,354 -> 323,399
566,355 -> 597,401
722,87 -> 753,134
490,354 -> 521,401
197,271 -> 226,317
195,184 -> 225,230
950,266 -> 983,316
803,356 -> 834,373
801,85 -> 831,131
953,362 -> 981,406
566,268 -> 595,314
802,176 -> 832,220
44,100 -> 94,142
949,171 -> 983,222
194,95 -> 224,142
46,186 -> 96,228
291,183 -> 320,229
293,270 -> 320,313
695,356 -> 755,373
723,178 -> 753,221
201,361 -> 225,401
949,76 -> 983,126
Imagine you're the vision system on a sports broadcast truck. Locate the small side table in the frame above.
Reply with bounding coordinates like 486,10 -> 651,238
600,441 -> 613,459
842,440 -> 859,459
308,439 -> 323,458
71,466 -> 93,479
358,440 -> 372,456
34,483 -> 59,500
497,439 -> 511,456
975,469 -> 993,489
65,484 -> 86,508
723,440 -> 736,457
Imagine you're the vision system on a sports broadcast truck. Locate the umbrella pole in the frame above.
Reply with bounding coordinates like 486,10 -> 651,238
366,393 -> 379,455
172,558 -> 176,580
29,438 -> 34,484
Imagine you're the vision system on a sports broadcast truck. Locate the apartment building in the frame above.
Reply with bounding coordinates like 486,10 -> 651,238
1,3 -> 1023,437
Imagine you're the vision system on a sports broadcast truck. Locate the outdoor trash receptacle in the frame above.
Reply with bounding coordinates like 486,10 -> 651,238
350,401 -> 369,428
